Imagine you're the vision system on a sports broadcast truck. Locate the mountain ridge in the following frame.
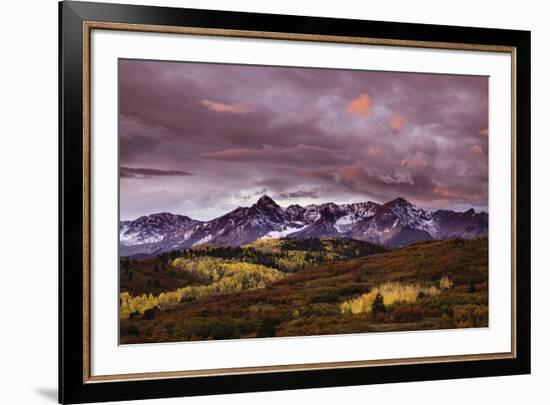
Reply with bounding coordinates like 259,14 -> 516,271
120,195 -> 488,256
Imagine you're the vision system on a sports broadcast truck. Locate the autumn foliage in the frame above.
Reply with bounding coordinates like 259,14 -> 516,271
119,237 -> 488,343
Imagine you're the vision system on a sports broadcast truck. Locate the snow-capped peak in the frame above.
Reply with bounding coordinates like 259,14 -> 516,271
120,195 -> 488,256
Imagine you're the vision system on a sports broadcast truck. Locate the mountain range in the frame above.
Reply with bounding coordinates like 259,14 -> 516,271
120,195 -> 488,257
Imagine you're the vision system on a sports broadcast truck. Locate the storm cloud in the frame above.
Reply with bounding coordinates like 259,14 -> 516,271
120,166 -> 194,179
119,59 -> 488,220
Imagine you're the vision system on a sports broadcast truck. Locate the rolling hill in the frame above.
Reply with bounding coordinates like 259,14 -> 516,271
120,237 -> 488,343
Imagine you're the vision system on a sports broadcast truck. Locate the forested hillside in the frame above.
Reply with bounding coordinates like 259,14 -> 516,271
120,237 -> 488,343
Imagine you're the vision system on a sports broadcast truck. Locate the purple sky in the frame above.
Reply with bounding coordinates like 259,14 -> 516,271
119,59 -> 488,221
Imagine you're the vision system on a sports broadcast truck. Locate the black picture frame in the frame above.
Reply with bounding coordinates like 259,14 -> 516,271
59,1 -> 531,403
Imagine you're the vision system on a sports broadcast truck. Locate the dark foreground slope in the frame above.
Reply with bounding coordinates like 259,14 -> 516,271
120,237 -> 488,344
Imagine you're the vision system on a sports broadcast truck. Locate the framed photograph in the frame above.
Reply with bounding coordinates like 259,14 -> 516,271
59,1 -> 531,403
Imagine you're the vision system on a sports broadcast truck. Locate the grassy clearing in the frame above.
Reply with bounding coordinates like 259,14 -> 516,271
340,281 -> 446,314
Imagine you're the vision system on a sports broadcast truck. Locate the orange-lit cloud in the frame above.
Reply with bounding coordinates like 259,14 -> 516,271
389,114 -> 406,130
469,145 -> 484,156
339,166 -> 366,182
200,99 -> 251,114
367,146 -> 381,156
430,198 -> 451,207
433,187 -> 482,200
479,128 -> 489,137
401,151 -> 429,169
346,93 -> 373,117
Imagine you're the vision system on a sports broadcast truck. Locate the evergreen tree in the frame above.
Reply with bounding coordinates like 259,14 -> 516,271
256,318 -> 276,338
122,257 -> 130,275
371,293 -> 386,314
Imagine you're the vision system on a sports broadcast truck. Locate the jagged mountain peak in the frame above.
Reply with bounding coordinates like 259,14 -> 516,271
120,195 -> 488,256
127,212 -> 193,224
150,212 -> 191,220
319,202 -> 340,213
349,200 -> 380,208
255,194 -> 279,207
383,197 -> 412,208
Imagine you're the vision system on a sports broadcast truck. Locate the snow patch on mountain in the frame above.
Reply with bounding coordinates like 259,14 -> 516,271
334,214 -> 355,233
120,229 -> 164,245
260,224 -> 307,239
192,235 -> 212,246
119,195 -> 488,256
